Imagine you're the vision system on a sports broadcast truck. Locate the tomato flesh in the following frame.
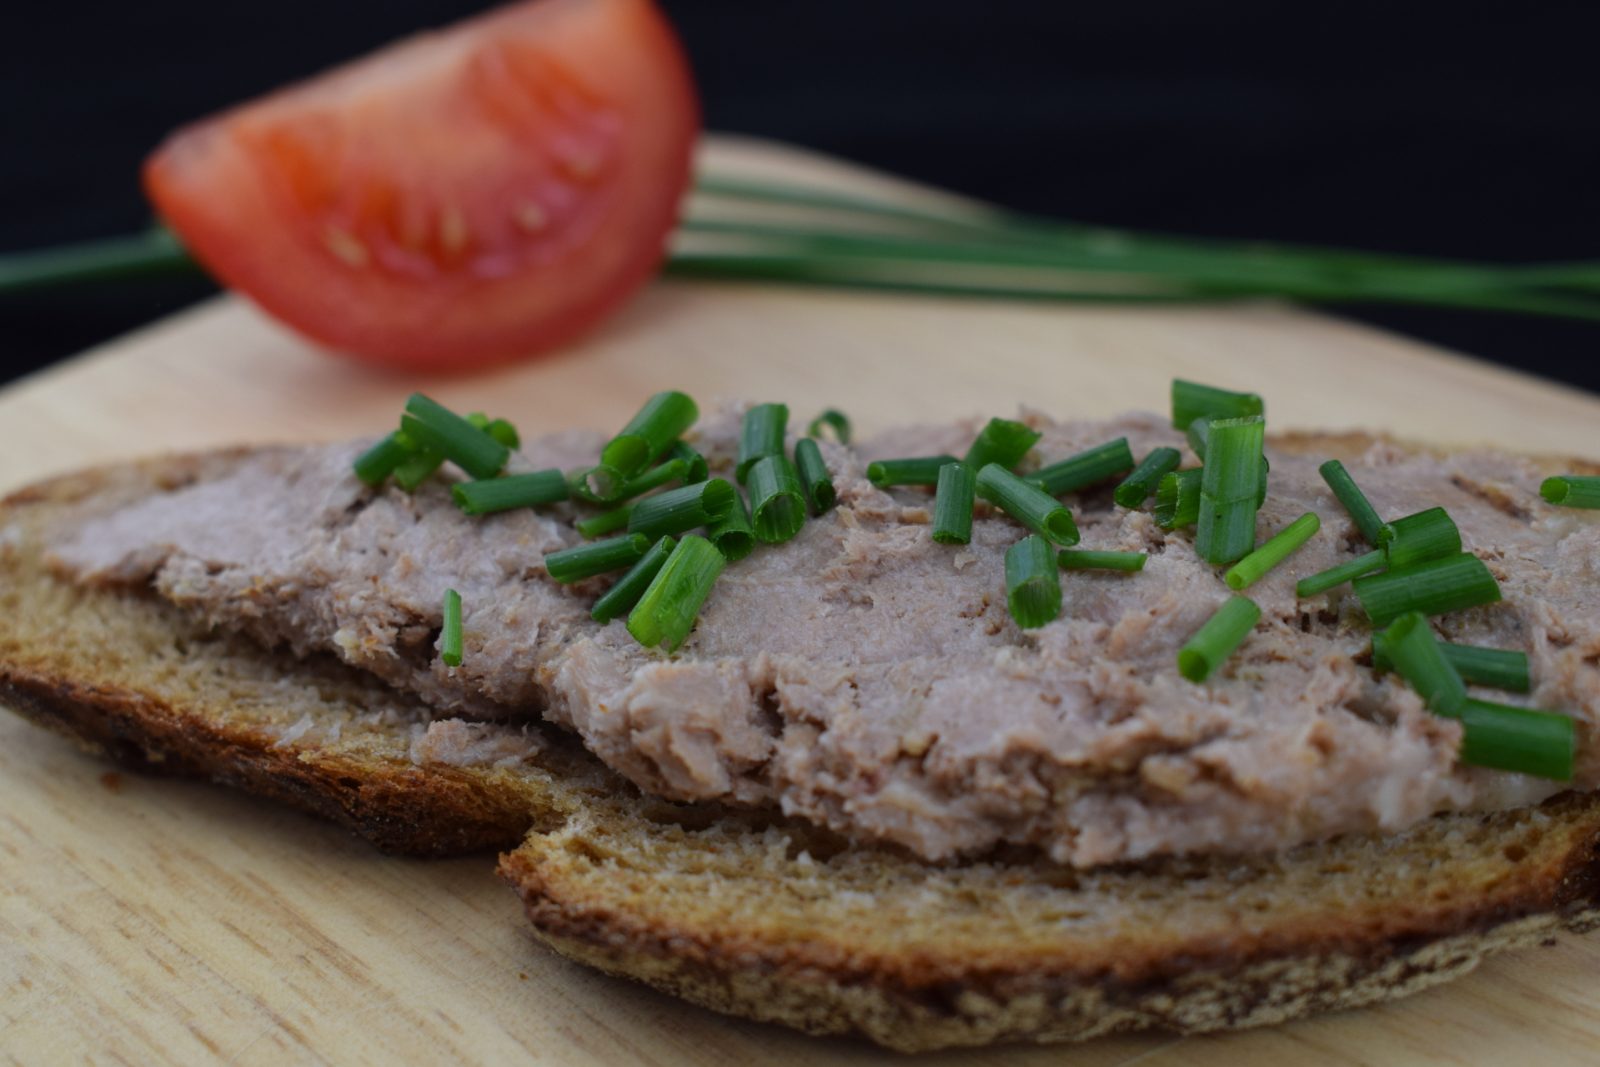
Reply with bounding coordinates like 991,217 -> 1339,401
145,0 -> 698,370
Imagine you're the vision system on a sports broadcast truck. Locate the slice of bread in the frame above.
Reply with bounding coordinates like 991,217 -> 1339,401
4,446 -> 1600,1051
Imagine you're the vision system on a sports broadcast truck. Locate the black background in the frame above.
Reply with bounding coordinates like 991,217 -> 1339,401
3,2 -> 1598,390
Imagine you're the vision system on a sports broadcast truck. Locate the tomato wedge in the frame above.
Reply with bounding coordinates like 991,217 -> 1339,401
144,0 -> 698,371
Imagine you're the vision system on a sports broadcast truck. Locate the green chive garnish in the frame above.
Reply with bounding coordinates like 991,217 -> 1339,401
400,394 -> 509,481
1028,438 -> 1135,496
867,455 -> 960,488
1295,548 -> 1385,597
1539,475 -> 1600,509
1354,553 -> 1502,626
628,479 -> 737,542
1178,595 -> 1261,682
1318,459 -> 1391,546
1196,416 -> 1265,565
707,488 -> 755,562
615,458 -> 687,502
601,391 -> 699,477
393,448 -> 444,491
591,536 -> 677,624
932,462 -> 976,545
976,464 -> 1080,546
1154,468 -> 1203,529
737,403 -> 789,483
1114,447 -> 1182,507
1372,635 -> 1531,694
1379,506 -> 1460,570
568,464 -> 628,504
669,441 -> 709,483
794,439 -> 836,512
544,533 -> 652,583
626,535 -> 726,652
1224,512 -> 1320,590
576,506 -> 633,539
1005,535 -> 1062,629
1186,417 -> 1210,461
452,470 -> 569,516
353,433 -> 411,486
1458,698 -> 1574,780
807,408 -> 852,445
1171,379 -> 1264,431
440,588 -> 463,668
1378,611 -> 1467,716
465,412 -> 520,450
1057,549 -> 1146,572
963,417 -> 1041,473
747,455 -> 807,543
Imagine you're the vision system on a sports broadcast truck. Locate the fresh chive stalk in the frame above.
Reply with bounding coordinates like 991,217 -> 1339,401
393,449 -> 444,491
591,536 -> 677,623
1195,416 -> 1265,565
626,535 -> 726,652
1295,548 -> 1386,597
669,441 -> 709,483
628,479 -> 737,541
932,462 -> 976,545
569,464 -> 628,504
1057,549 -> 1147,572
867,455 -> 959,487
464,412 -> 520,450
1540,476 -> 1600,509
737,403 -> 789,483
1225,512 -> 1320,590
963,417 -> 1041,473
1379,507 -> 1461,570
1378,611 -> 1467,716
1154,468 -> 1204,529
1354,553 -> 1502,626
976,464 -> 1081,546
400,394 -> 509,480
353,433 -> 411,486
793,439 -> 836,512
615,458 -> 687,502
1028,438 -> 1135,496
576,506 -> 633,539
1171,379 -> 1264,431
807,408 -> 852,445
1318,459 -> 1391,546
1178,595 -> 1261,682
1372,636 -> 1531,694
1004,535 -> 1063,629
1114,447 -> 1182,507
544,533 -> 652,583
707,488 -> 755,561
601,391 -> 699,477
452,470 -> 569,515
440,588 -> 463,668
1458,699 -> 1575,780
747,455 -> 807,543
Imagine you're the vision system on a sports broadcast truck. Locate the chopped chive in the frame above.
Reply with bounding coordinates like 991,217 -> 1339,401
807,408 -> 852,445
1186,417 -> 1210,461
932,462 -> 976,545
544,533 -> 651,583
440,588 -> 463,668
737,403 -> 789,483
1372,636 -> 1531,694
976,464 -> 1080,546
1379,506 -> 1460,570
707,488 -> 755,561
669,441 -> 709,483
628,479 -> 737,541
1171,379 -> 1264,431
1458,698 -> 1574,780
1318,459 -> 1392,546
353,433 -> 411,485
794,439 -> 836,512
867,455 -> 959,487
1005,535 -> 1062,629
1178,595 -> 1261,682
576,506 -> 633,539
747,455 -> 807,543
1378,611 -> 1467,716
1155,468 -> 1203,529
626,535 -> 726,652
1196,416 -> 1265,565
393,449 -> 444,491
963,417 -> 1041,473
568,464 -> 628,504
401,394 -> 509,480
1354,553 -> 1502,626
465,412 -> 521,450
615,458 -> 687,502
1114,447 -> 1182,507
591,536 -> 677,623
1539,475 -> 1600,509
1295,548 -> 1385,597
601,391 -> 699,477
1196,493 -> 1258,565
1057,549 -> 1146,572
1224,512 -> 1320,590
452,470 -> 569,515
1028,438 -> 1135,496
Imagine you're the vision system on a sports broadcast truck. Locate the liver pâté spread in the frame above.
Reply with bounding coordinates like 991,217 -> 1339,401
49,407 -> 1600,867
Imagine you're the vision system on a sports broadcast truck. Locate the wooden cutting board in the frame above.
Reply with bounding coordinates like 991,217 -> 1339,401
3,136 -> 1599,1067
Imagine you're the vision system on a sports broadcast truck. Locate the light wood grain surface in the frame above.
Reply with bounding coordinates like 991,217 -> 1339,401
3,135 -> 1599,1066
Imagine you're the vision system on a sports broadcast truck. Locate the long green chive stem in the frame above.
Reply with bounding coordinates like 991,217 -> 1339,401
452,470 -> 569,515
1379,507 -> 1461,570
626,535 -> 726,652
867,455 -> 960,487
1005,535 -> 1063,629
1225,512 -> 1321,590
1296,549 -> 1386,597
545,533 -> 651,583
601,391 -> 699,477
400,394 -> 509,481
1057,549 -> 1147,572
353,433 -> 410,486
568,464 -> 628,504
576,506 -> 633,539
932,462 -> 976,545
669,441 -> 709,483
440,588 -> 463,668
1178,596 -> 1261,682
807,409 -> 853,445
1379,611 -> 1468,716
976,464 -> 1081,546
963,417 -> 1041,473
464,413 -> 520,449
1372,636 -> 1532,694
1171,379 -> 1265,431
1029,438 -> 1135,496
616,459 -> 688,502
1186,417 -> 1210,460
393,449 -> 443,491
1354,553 -> 1502,626
793,439 -> 836,512
1318,459 -> 1391,546
1196,416 -> 1265,564
1155,468 -> 1204,529
1540,476 -> 1600,509
707,488 -> 755,561
737,403 -> 790,484
591,536 -> 677,624
747,455 -> 807,543
1114,447 -> 1182,507
628,479 -> 737,541
1458,699 -> 1575,780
